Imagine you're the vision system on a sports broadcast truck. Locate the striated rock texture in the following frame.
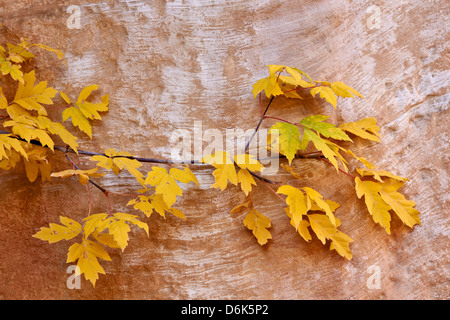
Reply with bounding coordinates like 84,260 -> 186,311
0,0 -> 448,299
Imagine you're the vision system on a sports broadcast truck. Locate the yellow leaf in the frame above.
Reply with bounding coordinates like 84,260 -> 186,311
83,213 -> 109,238
303,187 -> 336,226
379,180 -> 421,229
233,154 -> 264,172
77,84 -> 99,103
202,151 -> 237,191
51,167 -> 104,186
280,164 -> 303,180
308,214 -> 353,260
252,74 -> 284,98
356,168 -> 409,183
277,185 -> 309,229
3,116 -> 55,150
63,106 -> 92,138
113,157 -> 145,186
12,70 -> 57,116
339,117 -> 380,142
230,200 -> 251,215
106,217 -> 131,251
29,43 -> 67,66
61,86 -> 109,138
113,212 -> 149,237
23,145 -> 51,182
169,166 -> 199,186
301,128 -> 339,171
1,59 -> 24,83
66,239 -> 111,287
91,231 -> 120,249
331,81 -> 364,98
267,64 -> 285,75
285,207 -> 312,242
145,166 -> 186,207
0,87 -> 7,109
355,177 -> 392,234
33,216 -> 81,243
243,209 -> 272,245
310,199 -> 340,213
0,133 -> 28,160
237,168 -> 257,196
310,86 -> 337,109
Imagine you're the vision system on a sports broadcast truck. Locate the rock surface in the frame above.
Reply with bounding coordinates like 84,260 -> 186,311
0,0 -> 448,299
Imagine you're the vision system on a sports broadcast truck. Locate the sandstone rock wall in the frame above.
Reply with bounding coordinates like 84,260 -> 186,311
0,0 -> 448,299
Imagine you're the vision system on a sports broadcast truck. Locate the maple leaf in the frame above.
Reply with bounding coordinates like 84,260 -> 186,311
310,86 -> 337,109
303,187 -> 337,226
202,151 -> 238,191
0,59 -> 23,83
339,117 -> 380,142
233,154 -> 264,172
243,209 -> 272,246
12,70 -> 57,116
268,122 -> 301,164
51,167 -> 104,186
330,81 -> 364,99
281,164 -> 303,180
90,149 -> 145,186
3,116 -> 55,150
308,214 -> 353,260
230,200 -> 251,216
379,180 -> 421,229
355,177 -> 392,234
23,145 -> 51,182
33,115 -> 79,153
82,212 -> 148,252
145,166 -> 198,208
277,185 -> 309,229
233,154 -> 263,195
299,115 -> 352,142
61,86 -> 109,138
0,133 -> 28,160
252,74 -> 284,99
66,239 -> 112,287
356,168 -> 408,183
300,128 -> 339,171
33,216 -> 81,243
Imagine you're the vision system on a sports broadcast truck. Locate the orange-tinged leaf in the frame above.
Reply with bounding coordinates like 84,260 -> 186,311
51,167 -> 104,186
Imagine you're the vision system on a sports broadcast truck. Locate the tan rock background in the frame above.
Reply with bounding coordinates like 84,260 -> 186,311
0,0 -> 448,299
